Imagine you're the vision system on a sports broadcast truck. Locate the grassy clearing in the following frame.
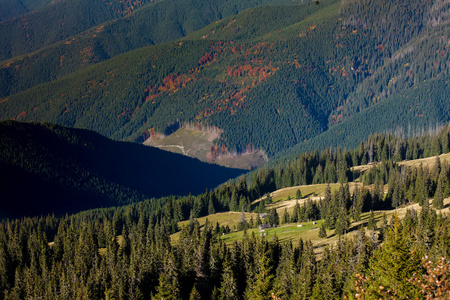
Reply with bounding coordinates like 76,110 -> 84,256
399,152 -> 450,169
220,220 -> 325,244
252,183 -> 341,205
171,211 -> 258,243
255,182 -> 364,212
173,155 -> 449,251
215,197 -> 450,256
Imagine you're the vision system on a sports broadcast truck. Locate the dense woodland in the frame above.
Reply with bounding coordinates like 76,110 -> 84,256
0,0 -> 316,99
0,121 -> 245,218
1,124 -> 450,299
1,0 -> 449,157
1,1 -> 450,297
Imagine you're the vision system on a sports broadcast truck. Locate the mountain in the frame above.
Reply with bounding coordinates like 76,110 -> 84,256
0,0 -> 158,60
0,0 -> 449,160
0,120 -> 245,218
275,74 -> 450,160
0,0 -> 304,99
0,0 -> 52,21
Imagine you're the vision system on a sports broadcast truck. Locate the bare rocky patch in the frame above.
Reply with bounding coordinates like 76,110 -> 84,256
144,124 -> 267,169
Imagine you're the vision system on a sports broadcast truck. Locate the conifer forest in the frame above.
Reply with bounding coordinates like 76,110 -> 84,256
1,0 -> 450,299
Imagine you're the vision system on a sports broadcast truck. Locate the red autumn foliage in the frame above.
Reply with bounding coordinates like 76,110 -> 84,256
198,52 -> 213,65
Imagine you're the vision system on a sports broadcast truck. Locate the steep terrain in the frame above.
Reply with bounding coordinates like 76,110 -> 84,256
0,121 -> 245,218
0,0 -> 306,99
0,0 -> 449,161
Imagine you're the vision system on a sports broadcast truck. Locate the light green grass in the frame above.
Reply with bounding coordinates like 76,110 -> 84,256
171,211 -> 258,243
269,183 -> 341,203
220,220 -> 326,244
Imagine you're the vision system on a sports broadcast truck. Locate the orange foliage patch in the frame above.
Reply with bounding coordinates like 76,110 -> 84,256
158,73 -> 196,93
14,111 -> 27,120
198,52 -> 213,66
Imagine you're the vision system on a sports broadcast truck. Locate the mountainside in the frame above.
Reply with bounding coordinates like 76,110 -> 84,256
276,74 -> 450,160
0,121 -> 245,218
1,123 -> 449,299
0,0 -> 449,160
0,0 -> 306,98
0,0 -> 52,21
0,0 -> 159,60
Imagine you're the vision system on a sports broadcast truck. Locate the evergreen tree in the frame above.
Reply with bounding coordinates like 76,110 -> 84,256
335,208 -> 350,236
367,210 -> 377,231
272,244 -> 295,299
318,223 -> 327,238
311,264 -> 338,300
362,214 -> 422,299
291,201 -> 300,223
296,189 -> 302,199
282,208 -> 290,224
267,209 -> 279,227
189,284 -> 201,300
246,249 -> 274,300
434,172 -> 445,209
415,164 -> 428,206
153,251 -> 181,300
238,208 -> 247,231
208,198 -> 216,215
219,259 -> 238,300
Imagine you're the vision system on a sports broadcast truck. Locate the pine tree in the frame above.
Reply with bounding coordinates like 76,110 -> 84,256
238,208 -> 247,231
153,251 -> 181,300
291,201 -> 300,223
282,208 -> 290,224
208,198 -> 216,215
219,259 -> 238,300
367,210 -> 377,231
296,189 -> 302,199
362,213 -> 422,299
189,284 -> 201,300
246,249 -> 274,300
335,208 -> 349,236
229,191 -> 238,211
434,172 -> 445,209
318,223 -> 327,238
415,164 -> 428,206
311,264 -> 338,299
272,244 -> 295,299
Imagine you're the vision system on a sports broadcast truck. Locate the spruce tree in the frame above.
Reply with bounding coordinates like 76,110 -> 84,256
434,173 -> 445,209
189,284 -> 201,300
272,244 -> 295,299
153,252 -> 180,300
208,198 -> 216,215
363,214 -> 422,299
219,259 -> 238,300
282,208 -> 290,224
367,210 -> 377,231
246,249 -> 274,300
335,208 -> 349,236
318,223 -> 327,238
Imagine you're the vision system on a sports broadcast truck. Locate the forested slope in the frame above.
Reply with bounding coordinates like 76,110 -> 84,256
1,124 -> 450,299
0,0 -> 159,61
0,0 -> 51,21
0,0 -> 449,159
0,0 -> 319,99
276,74 -> 450,159
0,121 -> 245,218
0,0 -> 308,98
